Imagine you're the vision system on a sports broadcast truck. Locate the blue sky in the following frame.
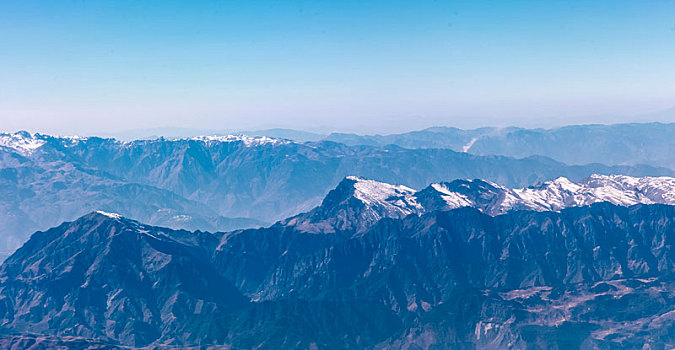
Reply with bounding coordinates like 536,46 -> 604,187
1,0 -> 674,135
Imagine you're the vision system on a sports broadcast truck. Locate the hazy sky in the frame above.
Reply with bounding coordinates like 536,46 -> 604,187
1,0 -> 674,135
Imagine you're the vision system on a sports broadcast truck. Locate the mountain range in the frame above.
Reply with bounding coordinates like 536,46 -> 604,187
285,174 -> 675,233
1,130 -> 671,261
91,122 -> 675,169
322,122 -> 675,169
1,174 -> 674,348
1,122 -> 674,348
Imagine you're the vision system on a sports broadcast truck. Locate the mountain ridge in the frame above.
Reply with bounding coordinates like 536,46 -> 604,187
2,202 -> 674,348
286,174 -> 675,234
323,122 -> 675,168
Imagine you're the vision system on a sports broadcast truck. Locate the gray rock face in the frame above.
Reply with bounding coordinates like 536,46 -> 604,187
0,211 -> 245,347
2,131 -> 671,261
1,202 -> 674,349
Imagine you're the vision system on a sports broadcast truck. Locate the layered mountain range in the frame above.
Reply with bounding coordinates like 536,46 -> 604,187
1,174 -> 675,349
324,122 -> 675,168
2,131 -> 672,261
100,122 -> 675,169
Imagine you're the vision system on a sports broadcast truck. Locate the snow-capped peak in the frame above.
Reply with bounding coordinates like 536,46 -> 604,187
582,174 -> 675,204
286,176 -> 422,234
425,174 -> 675,215
188,134 -> 289,146
286,174 -> 675,234
347,176 -> 421,215
0,131 -> 290,154
0,131 -> 46,155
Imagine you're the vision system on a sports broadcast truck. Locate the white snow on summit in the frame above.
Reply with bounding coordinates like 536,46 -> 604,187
96,210 -> 122,219
0,132 -> 46,154
287,176 -> 423,233
308,174 -> 675,232
428,174 -> 675,215
430,183 -> 474,207
347,176 -> 422,216
584,174 -> 675,203
188,135 -> 289,146
0,132 -> 288,154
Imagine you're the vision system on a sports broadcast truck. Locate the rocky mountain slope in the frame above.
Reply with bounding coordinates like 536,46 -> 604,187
1,181 -> 674,348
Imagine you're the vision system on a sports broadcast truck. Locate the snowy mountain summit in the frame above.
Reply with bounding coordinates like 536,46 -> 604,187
283,176 -> 421,233
187,134 -> 289,146
0,131 -> 47,155
289,174 -> 675,233
0,131 -> 289,156
422,174 -> 675,215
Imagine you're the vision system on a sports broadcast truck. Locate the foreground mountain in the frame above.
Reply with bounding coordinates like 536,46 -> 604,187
1,198 -> 674,348
324,122 -> 675,169
1,131 -> 672,260
0,211 -> 246,347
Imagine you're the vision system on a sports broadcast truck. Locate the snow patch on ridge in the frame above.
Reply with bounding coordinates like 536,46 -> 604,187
96,210 -> 122,219
461,137 -> 478,152
431,183 -> 473,208
347,176 -> 422,216
431,174 -> 675,215
189,135 -> 289,146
